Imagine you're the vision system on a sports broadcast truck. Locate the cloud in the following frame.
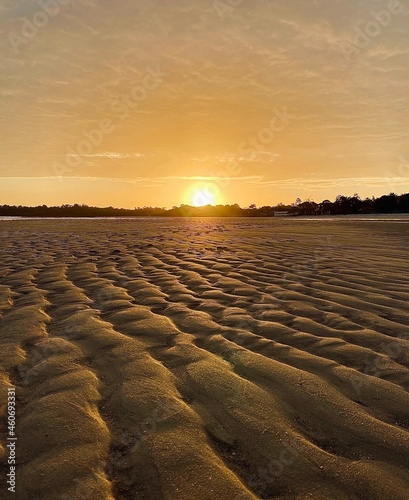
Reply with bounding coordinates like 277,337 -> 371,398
252,176 -> 409,191
0,0 -> 408,205
76,152 -> 148,159
0,176 -> 155,184
162,175 -> 263,182
0,174 -> 264,185
193,152 -> 279,164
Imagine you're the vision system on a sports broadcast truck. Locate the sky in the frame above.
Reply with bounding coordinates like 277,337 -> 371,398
1,0 -> 409,208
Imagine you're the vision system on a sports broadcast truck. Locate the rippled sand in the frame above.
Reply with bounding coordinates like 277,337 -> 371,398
0,217 -> 408,499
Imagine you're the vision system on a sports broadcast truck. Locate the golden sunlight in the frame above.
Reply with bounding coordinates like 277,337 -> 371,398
186,183 -> 222,207
192,188 -> 214,206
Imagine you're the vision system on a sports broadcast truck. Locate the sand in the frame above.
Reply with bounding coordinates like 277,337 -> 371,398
0,217 -> 408,500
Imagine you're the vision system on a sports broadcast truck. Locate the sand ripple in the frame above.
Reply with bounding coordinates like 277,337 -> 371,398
0,218 -> 409,499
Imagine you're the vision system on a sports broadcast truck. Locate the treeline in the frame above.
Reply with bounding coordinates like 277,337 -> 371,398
0,204 -> 167,218
1,192 -> 409,218
295,192 -> 409,216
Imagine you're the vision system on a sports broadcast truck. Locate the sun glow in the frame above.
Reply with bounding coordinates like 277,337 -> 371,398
192,188 -> 215,206
186,182 -> 224,207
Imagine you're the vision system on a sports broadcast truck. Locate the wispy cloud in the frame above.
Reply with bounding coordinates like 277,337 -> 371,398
0,175 -> 264,185
0,176 -> 159,185
75,152 -> 148,159
252,177 -> 409,190
162,175 -> 263,182
193,152 -> 279,163
1,0 -> 408,206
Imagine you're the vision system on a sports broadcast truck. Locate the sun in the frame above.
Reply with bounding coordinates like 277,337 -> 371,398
192,187 -> 216,207
184,182 -> 222,207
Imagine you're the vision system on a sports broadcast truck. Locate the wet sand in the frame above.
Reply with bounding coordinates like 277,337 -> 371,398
0,217 -> 408,499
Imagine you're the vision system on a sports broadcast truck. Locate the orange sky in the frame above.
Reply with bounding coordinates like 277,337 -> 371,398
1,0 -> 408,208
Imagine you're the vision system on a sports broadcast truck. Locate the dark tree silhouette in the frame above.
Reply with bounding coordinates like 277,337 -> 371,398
1,191 -> 409,217
374,193 -> 398,213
